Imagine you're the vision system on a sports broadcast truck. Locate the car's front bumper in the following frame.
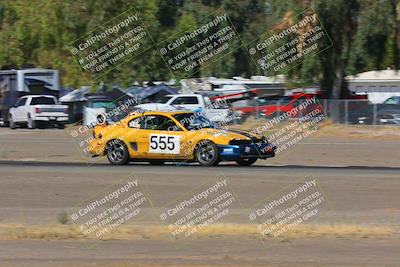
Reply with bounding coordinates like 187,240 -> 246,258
379,119 -> 400,124
379,116 -> 400,124
217,142 -> 276,160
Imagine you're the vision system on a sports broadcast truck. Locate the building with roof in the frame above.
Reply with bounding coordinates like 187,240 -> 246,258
346,69 -> 400,103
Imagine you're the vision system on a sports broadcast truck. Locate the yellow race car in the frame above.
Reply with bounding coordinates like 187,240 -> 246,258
89,111 -> 276,166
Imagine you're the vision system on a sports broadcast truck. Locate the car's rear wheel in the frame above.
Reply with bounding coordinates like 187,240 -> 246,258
106,140 -> 130,165
196,140 -> 220,166
9,115 -> 16,129
148,160 -> 165,165
236,158 -> 257,166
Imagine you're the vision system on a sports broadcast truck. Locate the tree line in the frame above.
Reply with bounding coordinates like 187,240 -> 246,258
0,0 -> 399,98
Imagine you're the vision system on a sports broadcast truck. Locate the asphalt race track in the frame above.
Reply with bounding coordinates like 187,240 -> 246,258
0,160 -> 399,267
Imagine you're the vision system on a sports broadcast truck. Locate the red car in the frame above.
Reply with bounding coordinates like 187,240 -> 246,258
231,93 -> 324,119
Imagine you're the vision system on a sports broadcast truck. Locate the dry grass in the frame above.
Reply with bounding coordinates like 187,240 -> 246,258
107,266 -> 247,267
315,123 -> 400,140
234,117 -> 400,141
0,223 -> 395,241
55,265 -> 256,267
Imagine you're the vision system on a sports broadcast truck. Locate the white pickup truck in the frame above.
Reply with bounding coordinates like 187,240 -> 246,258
135,94 -> 237,124
9,95 -> 68,129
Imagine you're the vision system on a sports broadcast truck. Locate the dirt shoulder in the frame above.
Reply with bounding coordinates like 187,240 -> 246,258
1,123 -> 399,167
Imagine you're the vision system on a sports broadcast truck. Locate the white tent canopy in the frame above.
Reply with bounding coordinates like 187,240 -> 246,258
59,86 -> 90,102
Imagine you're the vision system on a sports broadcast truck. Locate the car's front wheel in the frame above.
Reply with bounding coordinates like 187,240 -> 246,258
106,140 -> 130,165
195,140 -> 220,166
9,115 -> 16,129
236,158 -> 257,166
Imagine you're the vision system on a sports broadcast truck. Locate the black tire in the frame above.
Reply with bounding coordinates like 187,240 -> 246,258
9,114 -> 16,129
236,158 -> 257,166
27,115 -> 36,129
195,140 -> 220,166
148,160 -> 165,165
57,123 -> 65,129
106,140 -> 130,165
37,122 -> 46,129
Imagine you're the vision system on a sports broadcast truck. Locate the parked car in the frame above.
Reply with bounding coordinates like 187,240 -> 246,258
232,93 -> 323,119
349,96 -> 400,125
0,68 -> 60,126
83,95 -> 118,127
135,94 -> 237,124
8,95 -> 68,129
377,96 -> 400,124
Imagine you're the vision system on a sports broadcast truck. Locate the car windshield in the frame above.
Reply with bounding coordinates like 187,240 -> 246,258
259,96 -> 291,105
91,101 -> 117,109
232,100 -> 251,107
383,97 -> 399,105
173,113 -> 217,130
31,97 -> 56,105
156,96 -> 173,103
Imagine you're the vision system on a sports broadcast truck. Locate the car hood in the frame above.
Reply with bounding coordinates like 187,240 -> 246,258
377,107 -> 400,115
196,128 -> 263,140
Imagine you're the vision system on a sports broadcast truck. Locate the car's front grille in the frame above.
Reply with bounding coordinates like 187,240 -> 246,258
229,139 -> 264,145
229,140 -> 252,145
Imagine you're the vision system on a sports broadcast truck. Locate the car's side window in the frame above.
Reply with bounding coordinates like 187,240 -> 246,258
128,116 -> 145,129
157,116 -> 181,131
14,99 -> 21,107
293,97 -> 307,107
384,97 -> 400,105
143,116 -> 158,130
171,97 -> 199,105
16,98 -> 26,107
143,115 -> 181,131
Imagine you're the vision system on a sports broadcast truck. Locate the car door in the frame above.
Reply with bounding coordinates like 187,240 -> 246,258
137,115 -> 187,160
13,97 -> 27,122
292,96 -> 310,117
125,115 -> 147,158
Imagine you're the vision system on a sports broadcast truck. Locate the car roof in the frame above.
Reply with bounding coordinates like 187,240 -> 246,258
21,95 -> 55,98
166,94 -> 199,97
87,95 -> 112,100
128,110 -> 194,117
147,110 -> 193,115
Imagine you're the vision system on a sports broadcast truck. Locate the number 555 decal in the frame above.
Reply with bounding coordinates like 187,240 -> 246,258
149,134 -> 181,154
